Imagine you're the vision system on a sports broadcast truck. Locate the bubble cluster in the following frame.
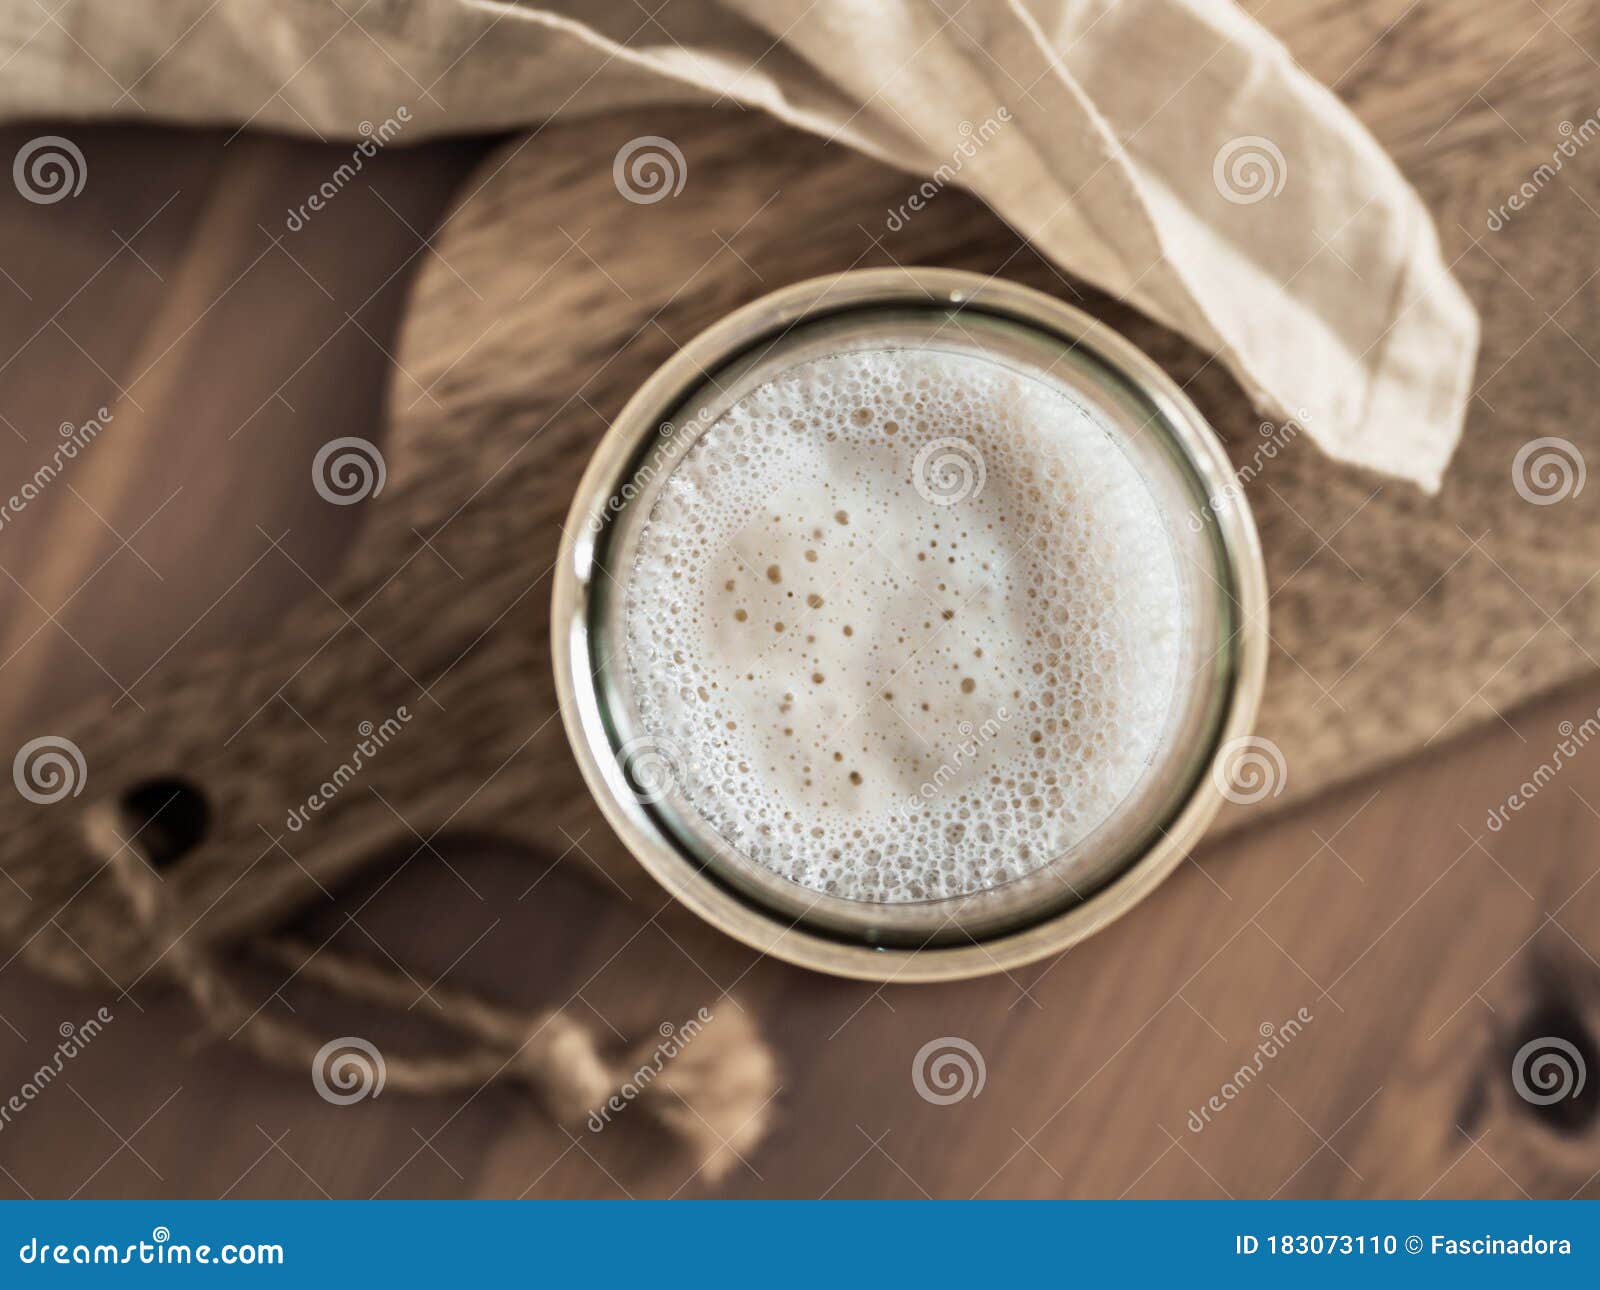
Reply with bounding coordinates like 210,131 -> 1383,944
622,347 -> 1184,903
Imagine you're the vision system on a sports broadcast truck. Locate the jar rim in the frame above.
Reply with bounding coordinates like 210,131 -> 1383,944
553,268 -> 1268,982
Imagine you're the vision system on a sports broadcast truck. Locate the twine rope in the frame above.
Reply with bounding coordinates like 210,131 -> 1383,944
73,803 -> 776,1182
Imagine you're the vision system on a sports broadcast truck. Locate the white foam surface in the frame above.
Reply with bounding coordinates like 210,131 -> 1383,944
622,346 -> 1184,903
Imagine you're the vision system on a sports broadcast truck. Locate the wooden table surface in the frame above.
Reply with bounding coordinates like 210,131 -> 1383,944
1,3 -> 1599,1199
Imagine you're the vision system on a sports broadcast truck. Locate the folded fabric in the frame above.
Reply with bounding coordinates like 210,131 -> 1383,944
0,0 -> 1478,487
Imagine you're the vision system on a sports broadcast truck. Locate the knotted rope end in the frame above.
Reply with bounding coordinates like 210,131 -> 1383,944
628,1002 -> 779,1185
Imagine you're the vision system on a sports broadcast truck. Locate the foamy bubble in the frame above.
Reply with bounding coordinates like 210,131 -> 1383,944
622,347 -> 1183,903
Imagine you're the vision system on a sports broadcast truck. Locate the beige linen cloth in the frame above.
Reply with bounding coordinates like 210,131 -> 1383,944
1,0 -> 1476,489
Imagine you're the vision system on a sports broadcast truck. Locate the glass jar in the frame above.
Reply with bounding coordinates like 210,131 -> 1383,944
554,268 -> 1267,982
